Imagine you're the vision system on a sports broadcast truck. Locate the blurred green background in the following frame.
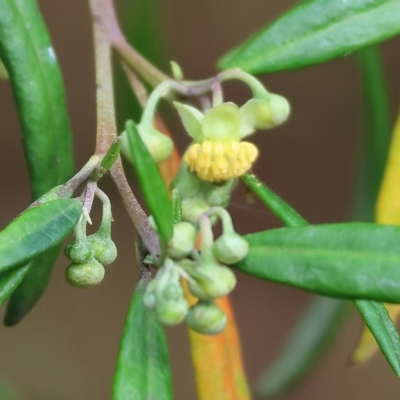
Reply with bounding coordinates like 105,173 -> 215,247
0,0 -> 399,399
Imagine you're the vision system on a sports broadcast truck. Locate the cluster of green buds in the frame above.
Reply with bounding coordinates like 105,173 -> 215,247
143,206 -> 248,335
64,188 -> 117,288
118,67 -> 290,334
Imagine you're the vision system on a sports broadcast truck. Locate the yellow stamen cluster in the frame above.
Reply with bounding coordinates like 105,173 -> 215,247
183,140 -> 259,182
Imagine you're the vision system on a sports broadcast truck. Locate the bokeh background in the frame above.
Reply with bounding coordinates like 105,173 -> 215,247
0,0 -> 400,399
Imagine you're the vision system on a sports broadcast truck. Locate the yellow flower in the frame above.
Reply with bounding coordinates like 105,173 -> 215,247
184,140 -> 258,182
175,102 -> 259,182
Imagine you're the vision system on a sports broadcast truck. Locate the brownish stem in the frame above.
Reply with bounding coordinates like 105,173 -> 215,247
89,0 -> 117,156
110,159 -> 161,259
88,0 -> 160,260
95,0 -> 169,87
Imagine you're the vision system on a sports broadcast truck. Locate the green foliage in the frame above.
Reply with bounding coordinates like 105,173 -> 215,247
219,0 -> 400,74
255,296 -> 349,397
235,223 -> 400,303
0,264 -> 31,308
113,278 -> 174,400
354,300 -> 400,377
0,199 -> 82,274
125,120 -> 173,252
3,247 -> 59,326
0,0 -> 74,200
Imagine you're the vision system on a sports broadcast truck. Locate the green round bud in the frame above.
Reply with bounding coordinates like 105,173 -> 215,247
241,95 -> 290,131
120,127 -> 173,165
181,198 -> 210,224
143,279 -> 158,309
188,263 -> 236,300
87,234 -> 117,266
64,240 -> 94,264
185,301 -> 227,335
213,233 -> 249,265
65,259 -> 105,288
155,299 -> 188,326
168,222 -> 197,260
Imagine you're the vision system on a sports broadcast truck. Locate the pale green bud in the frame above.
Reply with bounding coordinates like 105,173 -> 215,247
181,198 -> 210,224
65,259 -> 105,288
188,263 -> 236,300
155,299 -> 188,326
168,222 -> 197,260
240,94 -> 290,133
87,234 -> 117,266
64,239 -> 94,264
185,300 -> 227,335
120,125 -> 173,165
213,233 -> 249,265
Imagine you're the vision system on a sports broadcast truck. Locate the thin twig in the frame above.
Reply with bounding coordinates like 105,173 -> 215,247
88,0 -> 161,260
110,158 -> 161,259
122,62 -> 149,108
89,0 -> 117,156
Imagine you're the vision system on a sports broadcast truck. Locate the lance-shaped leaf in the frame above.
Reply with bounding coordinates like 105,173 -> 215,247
125,120 -> 173,251
113,279 -> 173,400
234,223 -> 400,303
0,0 -> 74,200
0,263 -> 31,308
255,296 -> 349,397
353,300 -> 400,376
219,0 -> 400,74
0,199 -> 82,273
3,246 -> 60,326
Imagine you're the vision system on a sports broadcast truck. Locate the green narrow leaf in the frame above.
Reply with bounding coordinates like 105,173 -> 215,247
125,120 -> 173,249
0,199 -> 82,273
0,0 -> 74,199
0,263 -> 31,308
113,278 -> 174,400
241,173 -> 307,227
0,0 -> 75,321
354,300 -> 400,376
235,223 -> 400,303
255,296 -> 349,397
100,138 -> 122,173
243,176 -> 400,385
171,189 -> 182,224
3,246 -> 59,326
218,0 -> 400,74
353,45 -> 392,221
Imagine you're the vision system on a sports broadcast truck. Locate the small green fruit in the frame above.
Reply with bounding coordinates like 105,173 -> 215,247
213,233 -> 249,265
168,222 -> 197,260
185,300 -> 227,335
155,299 -> 188,326
65,259 -> 105,288
188,263 -> 236,300
87,234 -> 117,266
64,240 -> 94,264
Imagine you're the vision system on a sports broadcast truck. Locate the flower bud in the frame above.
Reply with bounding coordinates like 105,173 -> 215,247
120,125 -> 173,165
181,198 -> 210,224
168,222 -> 197,260
155,299 -> 188,326
64,239 -> 94,264
213,233 -> 249,265
185,300 -> 227,335
240,94 -> 290,132
188,263 -> 236,300
87,234 -> 117,266
65,259 -> 105,288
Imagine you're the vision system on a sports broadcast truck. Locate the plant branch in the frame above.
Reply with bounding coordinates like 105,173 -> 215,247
95,0 -> 169,87
89,0 -> 117,156
110,159 -> 161,259
89,0 -> 160,260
